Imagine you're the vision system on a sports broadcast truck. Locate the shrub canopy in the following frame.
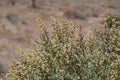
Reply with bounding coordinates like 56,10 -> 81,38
7,16 -> 120,80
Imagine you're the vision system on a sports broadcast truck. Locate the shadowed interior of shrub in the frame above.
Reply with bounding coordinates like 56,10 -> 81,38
7,16 -> 120,80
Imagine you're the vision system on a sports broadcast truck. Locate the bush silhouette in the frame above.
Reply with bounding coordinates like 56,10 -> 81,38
7,16 -> 120,80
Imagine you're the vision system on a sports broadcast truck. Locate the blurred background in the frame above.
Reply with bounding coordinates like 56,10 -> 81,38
0,0 -> 120,74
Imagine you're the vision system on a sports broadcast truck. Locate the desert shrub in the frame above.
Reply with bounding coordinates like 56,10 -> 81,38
0,64 -> 5,79
7,16 -> 120,80
64,10 -> 86,20
104,15 -> 120,28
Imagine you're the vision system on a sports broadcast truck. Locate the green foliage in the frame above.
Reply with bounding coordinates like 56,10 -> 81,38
104,15 -> 120,28
7,16 -> 120,80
